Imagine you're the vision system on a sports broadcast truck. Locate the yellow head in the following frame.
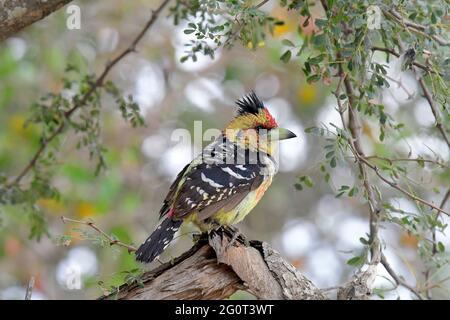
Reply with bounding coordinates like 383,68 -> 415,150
224,92 -> 296,155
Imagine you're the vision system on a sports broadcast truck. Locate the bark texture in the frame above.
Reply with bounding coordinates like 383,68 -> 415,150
99,229 -> 327,300
0,0 -> 73,41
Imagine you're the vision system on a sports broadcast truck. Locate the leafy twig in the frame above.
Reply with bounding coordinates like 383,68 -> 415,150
418,77 -> 450,149
326,2 -> 382,299
383,9 -> 449,46
426,188 -> 450,298
364,155 -> 450,170
367,69 -> 415,99
353,155 -> 450,217
61,216 -> 137,252
371,47 -> 439,75
6,0 -> 172,187
255,0 -> 270,9
343,75 -> 382,256
380,253 -> 423,300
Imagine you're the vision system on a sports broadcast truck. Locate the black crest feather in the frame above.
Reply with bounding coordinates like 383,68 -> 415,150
236,91 -> 264,115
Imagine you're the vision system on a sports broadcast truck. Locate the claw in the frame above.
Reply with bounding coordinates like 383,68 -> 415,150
225,230 -> 241,251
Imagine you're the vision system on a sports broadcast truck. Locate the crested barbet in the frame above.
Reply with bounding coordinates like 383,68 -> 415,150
135,92 -> 297,263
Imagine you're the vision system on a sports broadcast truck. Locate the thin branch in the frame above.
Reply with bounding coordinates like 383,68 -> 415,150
383,9 -> 449,46
434,189 -> 450,245
333,72 -> 348,130
255,0 -> 270,9
371,47 -> 439,75
222,0 -> 269,47
355,155 -> 450,217
372,43 -> 450,208
6,0 -> 172,187
426,188 -> 450,298
364,155 -> 450,170
61,216 -> 137,252
323,2 -> 383,299
418,77 -> 450,148
25,276 -> 35,300
343,76 -> 381,255
392,36 -> 450,173
381,253 -> 423,300
423,275 -> 450,291
367,69 -> 415,99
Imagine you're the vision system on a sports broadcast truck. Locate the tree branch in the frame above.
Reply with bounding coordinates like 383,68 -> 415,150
61,216 -> 138,252
380,253 -> 423,300
370,44 -> 450,214
326,2 -> 382,299
352,153 -> 450,217
364,155 -> 450,170
24,276 -> 35,300
0,0 -> 74,41
426,188 -> 450,298
383,9 -> 449,46
371,47 -> 439,75
98,229 -> 328,300
6,0 -> 172,187
418,77 -> 450,149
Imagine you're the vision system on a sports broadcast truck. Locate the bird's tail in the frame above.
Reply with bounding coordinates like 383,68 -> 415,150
135,218 -> 183,263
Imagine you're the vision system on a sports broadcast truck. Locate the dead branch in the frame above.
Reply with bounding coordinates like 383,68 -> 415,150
98,229 -> 327,300
61,216 -> 138,253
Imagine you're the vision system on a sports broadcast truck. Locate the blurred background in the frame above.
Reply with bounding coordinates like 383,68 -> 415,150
0,0 -> 448,299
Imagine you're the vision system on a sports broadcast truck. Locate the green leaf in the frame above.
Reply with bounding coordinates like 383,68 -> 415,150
294,182 -> 303,191
315,19 -> 328,28
348,187 -> 358,197
280,50 -> 292,63
305,126 -> 324,136
282,39 -> 295,47
438,242 -> 445,252
347,255 -> 364,267
184,29 -> 195,34
312,33 -> 326,46
335,191 -> 345,198
330,157 -> 337,168
307,74 -> 321,84
325,150 -> 334,159
359,237 -> 369,245
308,54 -> 324,65
373,288 -> 385,299
417,159 -> 425,168
300,175 -> 314,188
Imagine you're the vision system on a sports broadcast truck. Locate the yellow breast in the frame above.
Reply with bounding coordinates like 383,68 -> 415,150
188,177 -> 273,230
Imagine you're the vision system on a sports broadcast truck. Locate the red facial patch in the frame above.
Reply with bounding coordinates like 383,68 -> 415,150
263,108 -> 278,129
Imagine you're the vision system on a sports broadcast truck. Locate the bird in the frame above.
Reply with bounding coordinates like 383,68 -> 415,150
401,43 -> 419,71
135,91 -> 297,263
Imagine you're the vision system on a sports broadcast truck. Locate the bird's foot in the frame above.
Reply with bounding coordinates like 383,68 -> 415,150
225,230 -> 240,250
223,225 -> 249,249
192,231 -> 207,243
